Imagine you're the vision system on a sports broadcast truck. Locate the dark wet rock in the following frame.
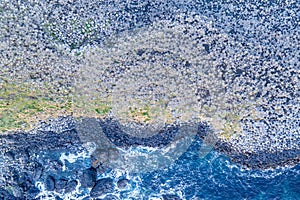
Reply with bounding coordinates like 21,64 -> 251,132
0,188 -> 16,200
0,114 -> 298,200
26,187 -> 40,199
33,162 -> 44,181
0,129 -> 82,153
99,118 -> 212,149
16,149 -> 30,164
99,118 -> 179,148
117,178 -> 129,189
162,194 -> 181,200
90,178 -> 114,198
17,172 -> 34,191
136,49 -> 145,56
80,167 -> 97,188
4,151 -> 15,160
197,122 -> 210,138
90,155 -> 108,174
65,180 -> 78,193
55,179 -> 68,192
11,170 -> 19,183
92,148 -> 120,167
100,194 -> 119,200
0,120 -> 86,197
10,185 -> 23,199
203,43 -> 210,53
47,159 -> 64,171
215,140 -> 300,169
45,175 -> 55,191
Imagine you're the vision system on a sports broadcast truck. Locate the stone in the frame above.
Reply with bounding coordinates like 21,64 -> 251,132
117,178 -> 129,189
45,175 -> 55,191
17,172 -> 34,191
4,151 -> 15,160
202,43 -> 210,53
55,179 -> 68,192
197,122 -> 210,138
17,149 -> 30,165
162,194 -> 181,200
99,118 -> 179,148
65,180 -> 78,193
33,162 -> 44,181
80,167 -> 97,188
10,185 -> 23,199
26,187 -> 40,199
48,159 -> 64,171
90,178 -> 114,198
0,188 -> 16,200
136,49 -> 145,56
101,194 -> 119,200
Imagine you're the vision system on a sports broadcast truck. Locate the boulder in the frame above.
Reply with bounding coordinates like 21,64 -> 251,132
80,167 -> 97,188
90,178 -> 114,198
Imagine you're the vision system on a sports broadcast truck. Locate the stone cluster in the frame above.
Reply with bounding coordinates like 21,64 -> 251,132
0,0 -> 299,198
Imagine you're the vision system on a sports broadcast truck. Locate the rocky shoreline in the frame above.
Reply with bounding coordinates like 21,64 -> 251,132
0,116 -> 299,199
1,0 -> 299,198
215,140 -> 300,170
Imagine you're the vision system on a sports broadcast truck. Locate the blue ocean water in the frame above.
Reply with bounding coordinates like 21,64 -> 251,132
1,0 -> 298,199
37,135 -> 299,199
137,137 -> 300,199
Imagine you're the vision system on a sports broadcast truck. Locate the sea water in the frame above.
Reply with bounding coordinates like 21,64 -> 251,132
34,135 -> 300,199
1,0 -> 299,199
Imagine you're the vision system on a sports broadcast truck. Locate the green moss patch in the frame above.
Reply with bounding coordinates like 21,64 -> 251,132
0,82 -> 73,132
0,81 -> 249,142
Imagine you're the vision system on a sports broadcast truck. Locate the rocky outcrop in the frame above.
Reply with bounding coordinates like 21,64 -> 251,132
0,116 -> 299,199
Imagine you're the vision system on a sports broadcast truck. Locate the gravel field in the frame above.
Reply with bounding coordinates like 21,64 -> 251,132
1,1 -> 300,199
0,0 -> 299,172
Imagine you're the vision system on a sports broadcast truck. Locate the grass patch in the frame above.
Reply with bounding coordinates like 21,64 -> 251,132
113,99 -> 174,125
1,81 -> 250,142
0,82 -> 73,132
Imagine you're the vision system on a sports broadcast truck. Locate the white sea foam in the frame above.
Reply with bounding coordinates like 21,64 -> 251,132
59,150 -> 91,171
